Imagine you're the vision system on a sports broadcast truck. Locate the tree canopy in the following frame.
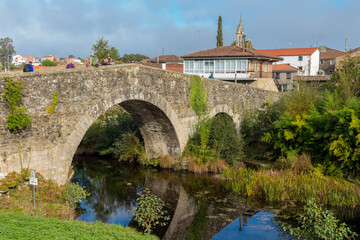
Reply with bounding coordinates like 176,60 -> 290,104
120,53 -> 149,63
0,37 -> 16,71
91,37 -> 120,60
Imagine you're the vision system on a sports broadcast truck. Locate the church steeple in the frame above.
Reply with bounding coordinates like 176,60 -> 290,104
235,17 -> 246,48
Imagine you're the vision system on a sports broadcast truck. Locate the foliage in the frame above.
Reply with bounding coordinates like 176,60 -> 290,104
282,199 -> 357,240
241,99 -> 285,161
0,37 -> 16,70
46,91 -> 58,115
2,77 -> 32,131
0,170 -> 88,220
7,107 -> 33,131
121,53 -> 149,63
40,59 -> 58,66
91,37 -> 120,61
78,111 -> 143,157
68,54 -> 75,58
109,47 -> 120,60
63,182 -> 89,204
222,165 -> 360,207
216,16 -> 223,47
189,75 -> 208,117
0,212 -> 158,240
331,56 -> 360,100
112,132 -> 146,163
130,188 -> 169,234
209,113 -> 241,164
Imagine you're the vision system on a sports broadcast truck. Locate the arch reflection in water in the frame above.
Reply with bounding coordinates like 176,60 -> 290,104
72,155 -> 292,240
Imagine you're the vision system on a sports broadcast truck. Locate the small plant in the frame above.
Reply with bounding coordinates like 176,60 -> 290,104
282,198 -> 358,240
2,77 -> 32,131
63,182 -> 89,204
130,188 -> 169,234
46,91 -> 58,115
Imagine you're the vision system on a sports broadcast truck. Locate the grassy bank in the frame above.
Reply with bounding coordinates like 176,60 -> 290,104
0,212 -> 158,240
222,166 -> 360,208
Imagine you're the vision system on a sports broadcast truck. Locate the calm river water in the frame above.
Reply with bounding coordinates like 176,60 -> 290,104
71,155 -> 360,240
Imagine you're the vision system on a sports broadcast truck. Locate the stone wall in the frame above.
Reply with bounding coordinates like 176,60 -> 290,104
0,65 -> 280,184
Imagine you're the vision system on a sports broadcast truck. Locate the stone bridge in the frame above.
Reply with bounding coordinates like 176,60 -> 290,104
0,65 -> 279,184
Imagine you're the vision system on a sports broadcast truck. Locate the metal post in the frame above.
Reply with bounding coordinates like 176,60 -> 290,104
32,185 -> 35,208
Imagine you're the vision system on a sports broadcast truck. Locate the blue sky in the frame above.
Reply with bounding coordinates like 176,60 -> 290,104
0,0 -> 359,58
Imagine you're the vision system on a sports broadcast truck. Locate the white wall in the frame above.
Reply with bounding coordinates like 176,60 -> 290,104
273,49 -> 320,76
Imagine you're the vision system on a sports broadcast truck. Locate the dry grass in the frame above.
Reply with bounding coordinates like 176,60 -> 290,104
158,155 -> 175,169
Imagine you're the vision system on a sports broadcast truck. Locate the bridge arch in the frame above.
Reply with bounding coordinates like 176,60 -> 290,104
209,104 -> 241,131
57,85 -> 186,184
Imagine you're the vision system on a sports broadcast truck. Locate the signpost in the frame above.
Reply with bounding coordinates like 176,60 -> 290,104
30,170 -> 38,208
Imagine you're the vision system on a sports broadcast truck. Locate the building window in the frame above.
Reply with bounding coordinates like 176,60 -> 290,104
298,56 -> 303,61
287,72 -> 291,79
184,61 -> 194,73
253,61 -> 259,72
264,62 -> 269,72
320,60 -> 324,65
215,60 -> 225,73
330,60 -> 335,65
276,73 -> 280,79
204,61 -> 214,73
299,66 -> 303,71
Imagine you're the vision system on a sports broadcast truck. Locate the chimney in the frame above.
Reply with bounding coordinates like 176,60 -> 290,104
345,38 -> 348,52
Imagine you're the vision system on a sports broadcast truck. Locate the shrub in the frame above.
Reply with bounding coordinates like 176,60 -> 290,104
158,155 -> 174,169
46,91 -> 58,115
130,188 -> 169,234
63,182 -> 89,204
40,59 -> 58,66
283,198 -> 357,239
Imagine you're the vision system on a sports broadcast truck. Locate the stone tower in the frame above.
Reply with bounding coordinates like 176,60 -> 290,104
235,17 -> 246,48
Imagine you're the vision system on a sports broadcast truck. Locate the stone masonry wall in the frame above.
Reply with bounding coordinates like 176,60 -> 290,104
0,65 -> 280,184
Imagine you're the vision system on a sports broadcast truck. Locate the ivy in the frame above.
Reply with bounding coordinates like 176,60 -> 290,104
46,91 -> 58,115
2,77 -> 32,131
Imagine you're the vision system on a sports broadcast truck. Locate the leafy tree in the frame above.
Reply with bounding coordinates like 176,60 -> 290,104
109,47 -> 120,60
331,56 -> 360,100
209,113 -> 241,164
68,54 -> 75,58
216,16 -> 223,47
231,40 -> 255,49
121,53 -> 149,63
0,37 -> 16,71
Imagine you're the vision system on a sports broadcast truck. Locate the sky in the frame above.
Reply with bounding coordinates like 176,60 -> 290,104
0,0 -> 359,59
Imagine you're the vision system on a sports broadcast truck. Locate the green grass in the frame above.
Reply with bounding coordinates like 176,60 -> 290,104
0,212 -> 158,240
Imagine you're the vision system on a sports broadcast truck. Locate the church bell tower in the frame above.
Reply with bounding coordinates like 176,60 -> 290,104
236,17 -> 246,48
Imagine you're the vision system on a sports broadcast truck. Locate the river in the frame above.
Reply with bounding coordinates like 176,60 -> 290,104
71,155 -> 360,240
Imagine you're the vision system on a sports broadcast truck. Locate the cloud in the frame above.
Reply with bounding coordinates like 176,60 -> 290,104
0,0 -> 359,58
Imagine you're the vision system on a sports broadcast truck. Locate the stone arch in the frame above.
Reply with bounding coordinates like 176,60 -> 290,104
55,86 -> 186,184
209,104 -> 240,130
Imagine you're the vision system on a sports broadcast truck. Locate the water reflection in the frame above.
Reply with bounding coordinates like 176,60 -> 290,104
71,156 -> 301,239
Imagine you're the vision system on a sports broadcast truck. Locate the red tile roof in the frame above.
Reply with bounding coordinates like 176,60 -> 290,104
320,52 -> 346,60
272,64 -> 299,72
182,46 -> 282,60
143,55 -> 183,63
257,47 -> 318,56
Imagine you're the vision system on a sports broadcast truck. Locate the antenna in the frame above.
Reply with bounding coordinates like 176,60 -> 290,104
196,30 -> 201,49
345,38 -> 348,52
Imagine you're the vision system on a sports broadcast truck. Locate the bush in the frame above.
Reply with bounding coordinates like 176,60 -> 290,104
283,199 -> 357,239
40,59 -> 58,66
130,188 -> 169,234
63,182 -> 89,204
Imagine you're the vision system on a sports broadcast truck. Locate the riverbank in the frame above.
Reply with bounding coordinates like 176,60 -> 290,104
0,212 -> 158,240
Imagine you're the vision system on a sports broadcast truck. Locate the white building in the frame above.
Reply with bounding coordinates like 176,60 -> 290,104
258,48 -> 319,76
12,55 -> 26,65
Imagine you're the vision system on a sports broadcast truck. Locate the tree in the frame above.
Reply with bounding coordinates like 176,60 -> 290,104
91,37 -> 121,61
109,47 -> 120,60
121,53 -> 149,63
0,37 -> 16,71
216,16 -> 223,47
68,54 -> 75,58
331,56 -> 360,100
